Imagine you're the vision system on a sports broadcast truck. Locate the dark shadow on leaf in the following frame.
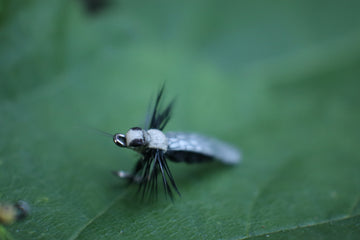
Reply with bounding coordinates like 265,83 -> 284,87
109,161 -> 235,208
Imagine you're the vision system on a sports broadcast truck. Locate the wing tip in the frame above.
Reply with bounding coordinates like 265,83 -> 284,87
222,148 -> 242,165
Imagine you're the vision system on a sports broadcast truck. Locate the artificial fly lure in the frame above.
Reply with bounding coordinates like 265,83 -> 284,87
112,86 -> 241,199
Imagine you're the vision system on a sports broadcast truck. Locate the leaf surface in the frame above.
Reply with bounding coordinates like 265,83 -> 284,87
1,1 -> 360,239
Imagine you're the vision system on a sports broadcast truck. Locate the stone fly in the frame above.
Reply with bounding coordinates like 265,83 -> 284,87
112,86 -> 241,199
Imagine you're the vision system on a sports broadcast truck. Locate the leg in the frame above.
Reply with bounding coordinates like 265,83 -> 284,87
112,170 -> 143,183
113,158 -> 145,184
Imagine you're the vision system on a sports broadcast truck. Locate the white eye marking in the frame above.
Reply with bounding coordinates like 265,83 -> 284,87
126,129 -> 145,147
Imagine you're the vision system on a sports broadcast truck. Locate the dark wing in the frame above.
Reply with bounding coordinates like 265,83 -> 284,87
147,85 -> 175,130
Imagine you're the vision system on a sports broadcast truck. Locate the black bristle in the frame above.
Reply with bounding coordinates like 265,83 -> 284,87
133,149 -> 179,200
117,86 -> 180,200
148,85 -> 175,130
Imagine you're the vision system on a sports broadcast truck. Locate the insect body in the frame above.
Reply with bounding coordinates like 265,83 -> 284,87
0,201 -> 30,225
113,87 -> 241,199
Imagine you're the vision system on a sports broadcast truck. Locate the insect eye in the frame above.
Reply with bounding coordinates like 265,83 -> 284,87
113,134 -> 126,147
129,138 -> 145,147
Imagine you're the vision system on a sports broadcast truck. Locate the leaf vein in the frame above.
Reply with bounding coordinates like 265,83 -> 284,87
68,192 -> 127,240
238,214 -> 360,240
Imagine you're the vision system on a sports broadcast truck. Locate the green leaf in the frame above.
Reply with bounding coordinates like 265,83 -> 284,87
1,0 -> 360,239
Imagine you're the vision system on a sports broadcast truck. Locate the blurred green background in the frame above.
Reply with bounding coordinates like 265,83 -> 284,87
1,0 -> 360,239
